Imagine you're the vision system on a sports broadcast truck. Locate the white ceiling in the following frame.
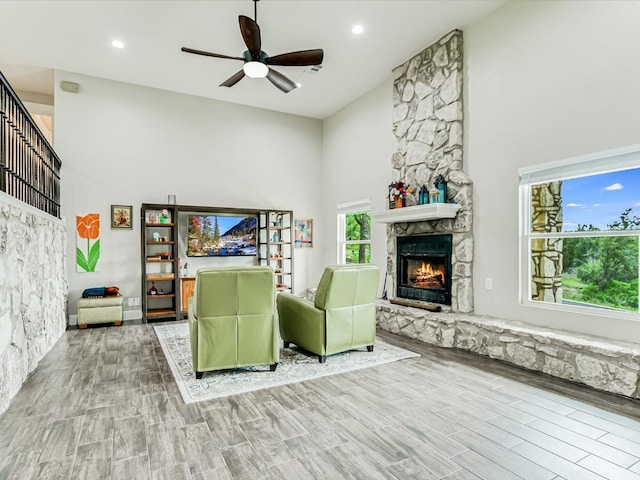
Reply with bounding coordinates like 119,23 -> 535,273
0,0 -> 505,119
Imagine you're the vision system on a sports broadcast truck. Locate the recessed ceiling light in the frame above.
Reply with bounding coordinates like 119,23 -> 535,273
352,24 -> 364,35
112,39 -> 124,49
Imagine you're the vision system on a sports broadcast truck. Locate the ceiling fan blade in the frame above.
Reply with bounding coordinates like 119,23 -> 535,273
266,49 -> 324,67
266,68 -> 298,93
181,47 -> 244,61
220,70 -> 246,88
239,15 -> 261,59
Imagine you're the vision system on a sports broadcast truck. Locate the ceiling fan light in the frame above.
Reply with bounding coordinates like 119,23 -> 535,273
243,61 -> 268,78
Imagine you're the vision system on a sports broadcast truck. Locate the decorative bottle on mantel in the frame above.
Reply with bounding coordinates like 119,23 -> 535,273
388,183 -> 395,209
418,185 -> 428,205
434,174 -> 448,203
429,185 -> 440,204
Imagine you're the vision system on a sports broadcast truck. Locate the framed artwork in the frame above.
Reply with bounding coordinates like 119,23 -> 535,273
111,205 -> 132,229
294,218 -> 313,248
77,213 -> 100,272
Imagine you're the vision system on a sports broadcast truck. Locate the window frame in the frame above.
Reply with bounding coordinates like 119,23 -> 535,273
337,199 -> 371,265
519,145 -> 640,321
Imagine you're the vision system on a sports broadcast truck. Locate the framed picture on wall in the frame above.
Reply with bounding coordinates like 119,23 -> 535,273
111,205 -> 132,229
294,218 -> 313,248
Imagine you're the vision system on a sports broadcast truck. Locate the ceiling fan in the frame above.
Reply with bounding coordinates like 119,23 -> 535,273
181,0 -> 324,93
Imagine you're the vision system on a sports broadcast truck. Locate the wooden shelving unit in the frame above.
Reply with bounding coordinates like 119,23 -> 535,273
140,204 -> 294,320
141,204 -> 180,322
258,210 -> 294,293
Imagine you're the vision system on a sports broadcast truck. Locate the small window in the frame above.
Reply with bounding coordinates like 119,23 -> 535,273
520,147 -> 640,318
337,200 -> 371,264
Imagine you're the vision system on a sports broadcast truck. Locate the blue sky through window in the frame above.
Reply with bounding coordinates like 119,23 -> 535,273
561,167 -> 640,231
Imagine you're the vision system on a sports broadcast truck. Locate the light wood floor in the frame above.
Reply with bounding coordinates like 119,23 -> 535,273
1,323 -> 639,480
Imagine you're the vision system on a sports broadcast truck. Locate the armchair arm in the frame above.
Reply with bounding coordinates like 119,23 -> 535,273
277,293 -> 326,356
188,297 -> 198,370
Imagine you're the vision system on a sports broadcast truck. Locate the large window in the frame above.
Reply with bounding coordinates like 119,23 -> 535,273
337,200 -> 371,264
520,146 -> 640,318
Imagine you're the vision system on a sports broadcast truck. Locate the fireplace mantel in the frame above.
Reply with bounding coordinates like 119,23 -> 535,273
371,203 -> 461,224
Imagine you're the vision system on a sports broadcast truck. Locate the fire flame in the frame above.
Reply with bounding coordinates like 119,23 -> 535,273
412,261 -> 445,287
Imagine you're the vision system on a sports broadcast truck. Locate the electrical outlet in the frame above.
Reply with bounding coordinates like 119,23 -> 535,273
485,278 -> 493,290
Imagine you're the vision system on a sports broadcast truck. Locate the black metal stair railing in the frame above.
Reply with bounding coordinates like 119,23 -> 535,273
0,70 -> 61,218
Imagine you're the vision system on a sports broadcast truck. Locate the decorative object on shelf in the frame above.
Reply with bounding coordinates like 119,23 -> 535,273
153,232 -> 160,242
434,174 -> 448,203
388,183 -> 396,209
149,281 -> 158,295
418,185 -> 428,205
159,208 -> 171,223
76,213 -> 100,273
111,205 -> 132,229
388,181 -> 412,209
294,218 -> 313,248
429,185 -> 440,204
168,194 -> 177,205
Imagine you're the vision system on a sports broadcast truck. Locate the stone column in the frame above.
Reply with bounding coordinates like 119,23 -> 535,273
388,30 -> 473,313
530,181 -> 563,302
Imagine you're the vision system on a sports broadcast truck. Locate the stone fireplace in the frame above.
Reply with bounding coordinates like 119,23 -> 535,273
374,30 -> 640,402
396,234 -> 452,305
381,29 -> 473,313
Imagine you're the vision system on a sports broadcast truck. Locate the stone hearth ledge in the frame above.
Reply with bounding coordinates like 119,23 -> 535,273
376,300 -> 640,400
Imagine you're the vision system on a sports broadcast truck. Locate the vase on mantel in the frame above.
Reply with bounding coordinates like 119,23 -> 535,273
395,198 -> 404,208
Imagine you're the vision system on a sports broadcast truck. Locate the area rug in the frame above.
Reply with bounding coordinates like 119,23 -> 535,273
154,322 -> 419,404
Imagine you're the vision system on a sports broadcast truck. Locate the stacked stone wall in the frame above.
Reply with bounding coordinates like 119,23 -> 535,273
377,301 -> 640,399
0,192 -> 67,415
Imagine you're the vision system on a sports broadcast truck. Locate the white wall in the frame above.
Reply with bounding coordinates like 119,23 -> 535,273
54,72 -> 322,317
465,0 -> 640,342
321,80 -> 394,290
52,0 -> 640,342
321,1 -> 640,343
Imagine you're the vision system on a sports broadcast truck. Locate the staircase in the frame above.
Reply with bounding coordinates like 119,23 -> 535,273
0,70 -> 61,217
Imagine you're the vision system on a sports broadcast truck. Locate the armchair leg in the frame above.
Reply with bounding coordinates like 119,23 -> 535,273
283,341 -> 290,348
270,363 -> 278,372
318,355 -> 326,363
367,345 -> 374,352
195,371 -> 203,379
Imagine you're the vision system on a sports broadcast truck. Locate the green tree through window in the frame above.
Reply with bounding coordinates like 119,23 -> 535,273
339,209 -> 371,264
561,209 -> 639,311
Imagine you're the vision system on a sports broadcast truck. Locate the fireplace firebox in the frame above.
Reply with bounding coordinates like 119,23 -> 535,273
397,234 -> 452,305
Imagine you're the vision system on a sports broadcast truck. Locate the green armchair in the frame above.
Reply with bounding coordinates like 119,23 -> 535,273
188,266 -> 279,378
277,264 -> 380,363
